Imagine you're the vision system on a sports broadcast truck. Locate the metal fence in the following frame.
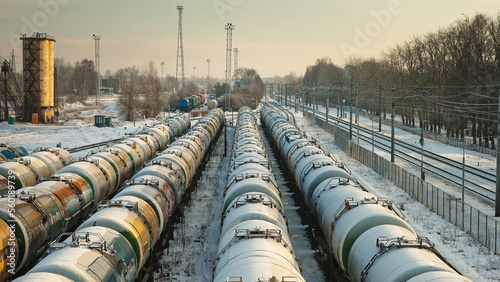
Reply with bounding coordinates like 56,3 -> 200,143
310,113 -> 500,255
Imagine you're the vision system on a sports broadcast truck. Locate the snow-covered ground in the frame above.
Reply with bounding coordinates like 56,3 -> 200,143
155,124 -> 232,281
294,104 -> 497,215
293,110 -> 500,281
1,96 -> 499,281
0,96 -> 162,157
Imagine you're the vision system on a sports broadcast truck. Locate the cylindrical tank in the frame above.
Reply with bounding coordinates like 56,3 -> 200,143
0,188 -> 65,271
406,271 -> 472,282
131,163 -> 185,207
77,199 -> 156,269
207,98 -> 220,109
0,218 -> 18,281
35,174 -> 93,231
30,148 -> 73,174
0,162 -> 37,190
221,193 -> 287,237
16,227 -> 137,282
115,179 -> 174,232
0,144 -> 28,159
56,161 -> 108,207
213,220 -> 304,282
119,140 -> 146,169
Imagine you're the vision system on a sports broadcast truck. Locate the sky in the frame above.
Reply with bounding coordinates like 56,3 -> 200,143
0,0 -> 498,79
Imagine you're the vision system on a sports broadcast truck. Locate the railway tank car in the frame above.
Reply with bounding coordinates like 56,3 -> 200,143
260,104 -> 471,282
0,148 -> 73,191
208,98 -> 221,109
0,144 -> 28,161
14,108 -> 224,281
0,114 -> 191,281
213,106 -> 305,282
179,94 -> 204,111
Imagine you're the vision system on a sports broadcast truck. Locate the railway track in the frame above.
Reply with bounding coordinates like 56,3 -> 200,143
273,102 -> 496,202
65,138 -> 123,153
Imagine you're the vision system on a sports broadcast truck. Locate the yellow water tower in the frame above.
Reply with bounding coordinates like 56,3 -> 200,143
20,33 -> 55,124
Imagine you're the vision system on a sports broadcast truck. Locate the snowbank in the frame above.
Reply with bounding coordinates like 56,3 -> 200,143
104,102 -> 119,111
63,120 -> 87,126
0,124 -> 26,132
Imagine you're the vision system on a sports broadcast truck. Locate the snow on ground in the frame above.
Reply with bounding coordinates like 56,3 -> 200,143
155,125 -> 232,281
0,96 -> 160,158
260,121 -> 326,281
298,104 -> 497,215
3,95 -> 499,280
0,123 -> 26,133
294,112 -> 500,281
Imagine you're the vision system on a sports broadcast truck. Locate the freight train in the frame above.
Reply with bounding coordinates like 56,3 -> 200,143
207,98 -> 221,109
213,106 -> 305,281
0,114 -> 192,280
0,148 -> 73,192
260,104 -> 471,282
0,144 -> 29,161
12,108 -> 224,281
179,94 -> 205,111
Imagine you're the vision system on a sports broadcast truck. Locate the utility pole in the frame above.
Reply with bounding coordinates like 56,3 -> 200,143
161,62 -> 164,79
339,84 -> 343,118
161,62 -> 164,90
176,6 -> 185,89
391,88 -> 395,162
2,64 -> 8,120
349,78 -> 353,140
356,86 -> 359,144
225,23 -> 235,91
280,84 -> 282,104
285,84 -> 288,108
9,50 -> 16,74
379,85 -> 382,132
325,82 -> 329,124
313,83 -> 316,118
302,89 -> 306,116
206,59 -> 211,94
93,34 -> 101,106
462,138 -> 465,226
496,85 -> 500,216
419,87 -> 425,201
295,87 -> 299,113
207,59 -> 211,79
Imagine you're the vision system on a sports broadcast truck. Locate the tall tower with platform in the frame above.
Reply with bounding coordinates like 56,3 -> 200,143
20,33 -> 56,124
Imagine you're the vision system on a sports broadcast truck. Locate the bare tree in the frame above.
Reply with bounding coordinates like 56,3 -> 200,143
138,61 -> 164,118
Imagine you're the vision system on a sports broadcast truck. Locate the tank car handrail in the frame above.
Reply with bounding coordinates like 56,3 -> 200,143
331,197 -> 406,232
120,179 -> 172,217
223,193 -> 284,217
360,236 -> 442,281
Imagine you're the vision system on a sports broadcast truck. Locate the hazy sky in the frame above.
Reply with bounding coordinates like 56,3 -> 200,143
0,0 -> 498,79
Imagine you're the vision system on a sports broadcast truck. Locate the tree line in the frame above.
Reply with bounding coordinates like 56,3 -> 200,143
292,13 -> 500,149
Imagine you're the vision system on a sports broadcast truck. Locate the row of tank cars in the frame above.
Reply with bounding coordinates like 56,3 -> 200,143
0,145 -> 29,161
260,103 -> 471,282
0,145 -> 30,189
11,108 -> 223,281
214,107 -> 305,281
0,111 -> 222,281
179,94 -> 205,112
